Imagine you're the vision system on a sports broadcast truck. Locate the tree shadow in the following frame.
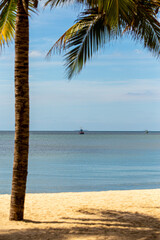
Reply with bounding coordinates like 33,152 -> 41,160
1,209 -> 160,240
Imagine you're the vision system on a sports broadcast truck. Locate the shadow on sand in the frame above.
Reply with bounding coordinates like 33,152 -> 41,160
1,209 -> 160,240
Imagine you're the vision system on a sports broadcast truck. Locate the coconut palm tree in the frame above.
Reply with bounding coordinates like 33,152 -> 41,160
0,0 -> 38,221
47,0 -> 160,78
0,0 -> 90,222
0,0 -> 96,222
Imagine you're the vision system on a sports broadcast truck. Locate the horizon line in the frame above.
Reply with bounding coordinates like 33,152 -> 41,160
0,130 -> 160,132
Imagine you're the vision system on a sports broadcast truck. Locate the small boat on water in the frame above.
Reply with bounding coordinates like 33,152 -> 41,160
145,130 -> 149,134
79,128 -> 84,134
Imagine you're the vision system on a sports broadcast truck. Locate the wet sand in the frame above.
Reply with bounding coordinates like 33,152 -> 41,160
0,189 -> 160,240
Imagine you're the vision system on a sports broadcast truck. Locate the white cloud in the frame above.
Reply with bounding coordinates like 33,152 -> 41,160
30,50 -> 44,58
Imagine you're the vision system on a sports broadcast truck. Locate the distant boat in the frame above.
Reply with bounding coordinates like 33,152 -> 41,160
145,130 -> 149,134
79,128 -> 84,134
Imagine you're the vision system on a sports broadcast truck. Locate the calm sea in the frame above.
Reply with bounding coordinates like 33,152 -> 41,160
0,131 -> 160,194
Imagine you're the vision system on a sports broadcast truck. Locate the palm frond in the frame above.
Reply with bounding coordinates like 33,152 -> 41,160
29,0 -> 38,10
128,0 -> 160,56
28,0 -> 39,14
48,0 -> 160,78
95,0 -> 134,26
65,13 -> 107,78
47,22 -> 83,56
23,0 -> 38,15
0,0 -> 17,48
64,8 -> 120,78
65,9 -> 122,79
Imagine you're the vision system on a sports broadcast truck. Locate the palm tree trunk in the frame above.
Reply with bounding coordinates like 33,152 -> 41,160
9,0 -> 29,221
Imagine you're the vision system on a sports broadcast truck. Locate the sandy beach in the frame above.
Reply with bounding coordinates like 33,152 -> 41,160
0,189 -> 160,240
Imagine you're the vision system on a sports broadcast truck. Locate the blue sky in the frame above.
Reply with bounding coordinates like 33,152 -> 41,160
0,4 -> 160,131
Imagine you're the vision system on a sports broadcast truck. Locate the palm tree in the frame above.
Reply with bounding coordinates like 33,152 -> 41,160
0,0 -> 88,222
0,0 -> 38,221
0,0 -> 93,222
47,0 -> 160,78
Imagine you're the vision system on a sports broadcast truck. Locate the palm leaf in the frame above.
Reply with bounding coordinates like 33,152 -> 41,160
46,0 -> 137,78
0,0 -> 38,49
65,8 -> 122,79
128,0 -> 160,56
65,11 -> 108,79
47,21 -> 83,56
0,0 -> 17,48
48,8 -> 121,78
29,0 -> 39,13
47,0 -> 160,78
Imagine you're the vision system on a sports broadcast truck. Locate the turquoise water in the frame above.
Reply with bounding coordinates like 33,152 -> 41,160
0,131 -> 160,194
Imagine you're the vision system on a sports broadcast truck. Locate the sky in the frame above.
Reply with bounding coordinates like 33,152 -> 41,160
0,3 -> 160,131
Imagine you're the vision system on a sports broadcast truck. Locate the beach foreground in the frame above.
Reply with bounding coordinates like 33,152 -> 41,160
0,190 -> 160,240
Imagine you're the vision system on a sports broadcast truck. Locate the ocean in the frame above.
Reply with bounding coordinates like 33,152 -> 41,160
0,131 -> 160,194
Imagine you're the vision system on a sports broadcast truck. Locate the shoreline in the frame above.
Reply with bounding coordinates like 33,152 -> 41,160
1,187 -> 160,195
0,189 -> 160,239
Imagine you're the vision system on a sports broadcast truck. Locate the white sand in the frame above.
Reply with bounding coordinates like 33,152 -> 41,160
0,189 -> 160,239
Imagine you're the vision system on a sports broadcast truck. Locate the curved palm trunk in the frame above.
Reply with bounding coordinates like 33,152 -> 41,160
10,0 -> 29,221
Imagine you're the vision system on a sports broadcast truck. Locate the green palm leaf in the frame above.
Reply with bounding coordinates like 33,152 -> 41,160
0,0 -> 17,48
128,0 -> 160,55
0,0 -> 38,48
48,0 -> 160,78
64,8 -> 121,79
47,8 -> 115,78
47,2 -> 132,78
